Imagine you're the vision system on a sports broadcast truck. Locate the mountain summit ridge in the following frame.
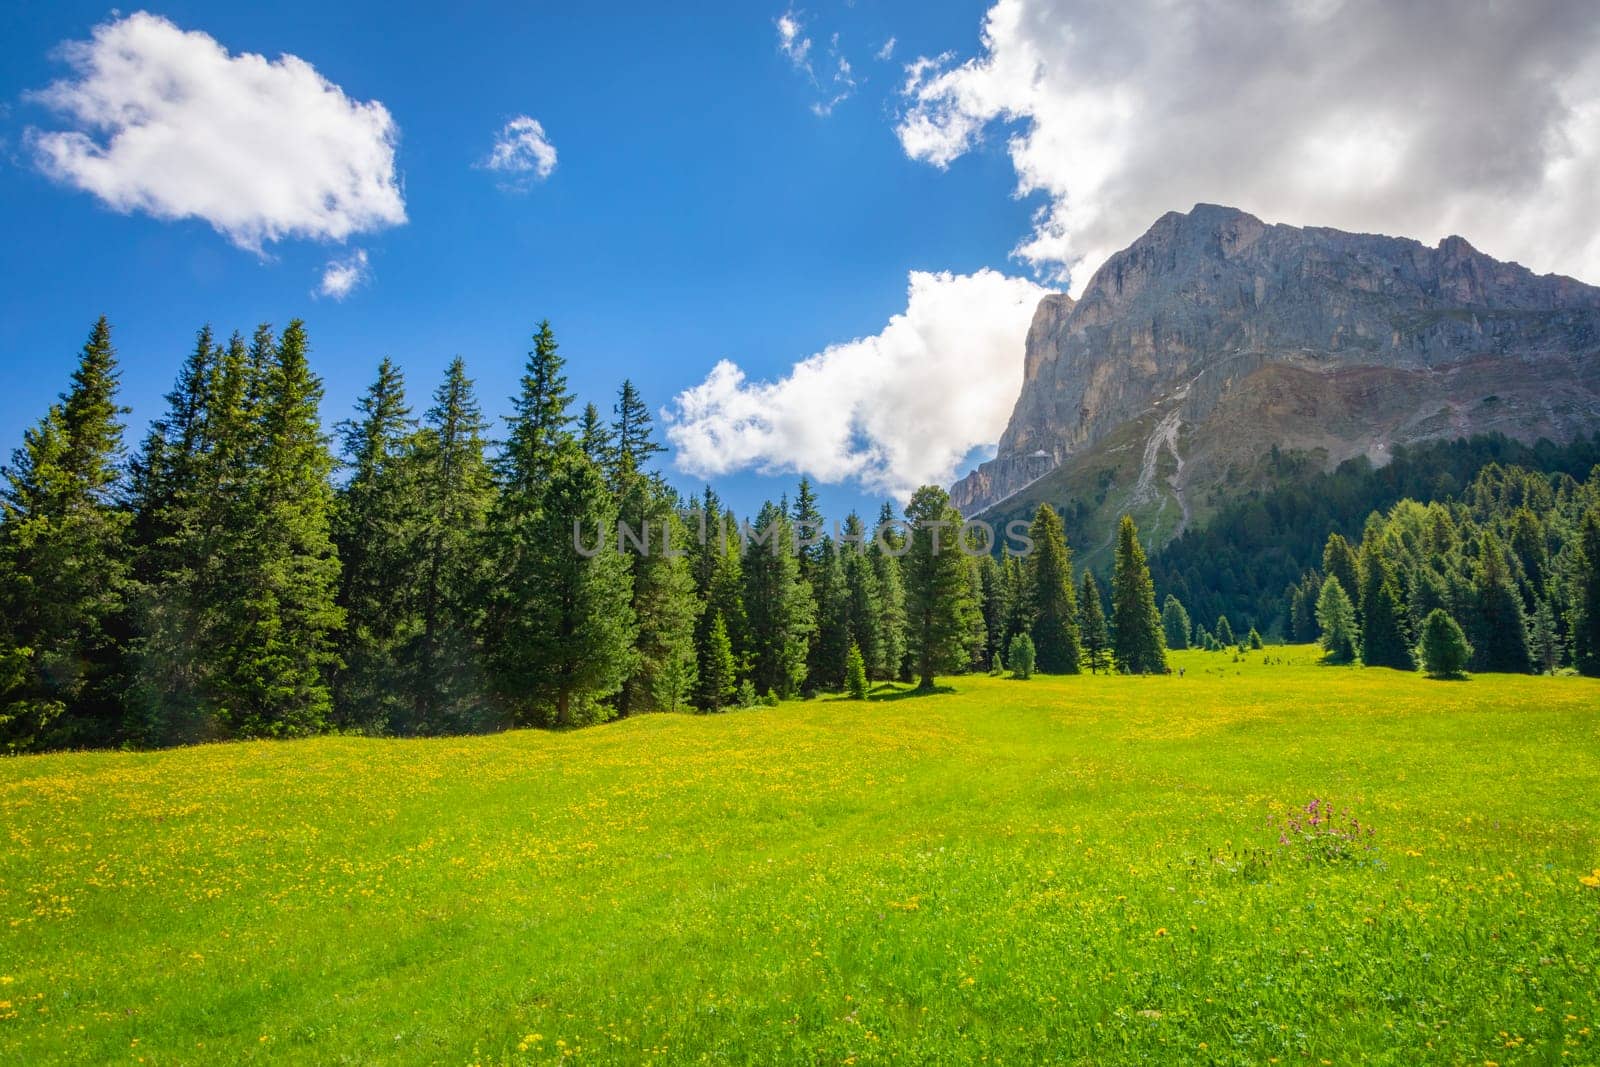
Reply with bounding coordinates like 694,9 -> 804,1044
950,204 -> 1600,519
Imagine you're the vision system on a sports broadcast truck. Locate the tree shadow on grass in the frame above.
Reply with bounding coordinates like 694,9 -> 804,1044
868,683 -> 957,701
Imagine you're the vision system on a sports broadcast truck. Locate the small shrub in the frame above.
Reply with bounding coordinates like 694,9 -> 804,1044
1247,627 -> 1263,650
1008,633 -> 1036,679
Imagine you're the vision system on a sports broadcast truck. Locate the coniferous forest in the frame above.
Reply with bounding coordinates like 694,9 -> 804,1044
4,319 -> 1600,753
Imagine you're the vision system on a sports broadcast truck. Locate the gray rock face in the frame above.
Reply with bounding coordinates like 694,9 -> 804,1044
949,204 -> 1600,515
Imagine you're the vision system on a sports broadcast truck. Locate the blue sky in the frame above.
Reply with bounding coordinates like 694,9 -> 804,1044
0,1 -> 1034,522
4,1 -> 1598,523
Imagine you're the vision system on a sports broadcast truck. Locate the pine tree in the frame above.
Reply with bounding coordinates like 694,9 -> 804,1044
790,476 -> 826,584
1079,570 -> 1112,674
1316,577 -> 1359,664
1292,571 -> 1322,641
409,357 -> 494,733
1470,531 -> 1532,673
845,641 -> 868,700
742,501 -> 815,697
1025,504 -> 1082,673
1161,595 -> 1191,650
1214,614 -> 1236,648
487,445 -> 636,725
0,317 -> 131,749
1323,533 -> 1361,622
577,402 -> 613,468
496,321 -> 574,495
1358,543 -> 1414,670
840,513 -> 885,676
1571,509 -> 1600,677
903,487 -> 979,689
695,611 -> 737,711
1418,609 -> 1472,679
332,358 -> 421,733
810,543 -> 852,691
615,473 -> 699,716
1111,516 -> 1167,674
977,553 -> 1009,669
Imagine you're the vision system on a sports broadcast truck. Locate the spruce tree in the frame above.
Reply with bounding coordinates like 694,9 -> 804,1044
1247,627 -> 1264,650
1079,570 -> 1112,674
1214,614 -> 1236,648
977,553 -> 1010,669
1470,531 -> 1532,673
0,317 -> 131,749
616,473 -> 699,716
742,501 -> 815,697
1025,504 -> 1081,673
1008,632 -> 1035,679
1418,609 -> 1472,679
332,358 -> 421,732
1161,595 -> 1191,650
1316,577 -> 1359,663
810,543 -> 852,691
869,502 -> 907,681
611,379 -> 663,481
790,476 -> 826,584
1111,516 -> 1167,674
220,321 -> 342,737
1358,544 -> 1413,670
695,611 -> 737,711
1323,534 -> 1361,622
845,641 -> 869,700
487,445 -> 636,725
1530,597 -> 1562,674
903,486 -> 979,689
496,321 -> 573,495
578,402 -> 613,468
409,357 -> 494,733
840,513 -> 885,676
1572,509 -> 1600,677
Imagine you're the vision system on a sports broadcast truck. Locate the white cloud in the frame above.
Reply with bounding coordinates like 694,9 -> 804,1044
27,11 -> 405,252
776,10 -> 813,73
666,269 -> 1049,497
876,37 -> 897,61
478,115 -> 557,188
896,0 -> 1600,291
317,249 -> 370,300
810,34 -> 858,117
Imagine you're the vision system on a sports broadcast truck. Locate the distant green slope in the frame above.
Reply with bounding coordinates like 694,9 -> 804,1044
3,654 -> 1598,1064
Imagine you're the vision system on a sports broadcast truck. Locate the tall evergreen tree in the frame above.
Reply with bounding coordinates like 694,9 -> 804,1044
902,487 -> 979,689
577,402 -> 613,468
409,357 -> 494,733
615,473 -> 699,716
1025,504 -> 1081,673
694,611 -> 737,711
332,358 -> 421,732
1214,614 -> 1236,648
1572,509 -> 1600,677
1469,531 -> 1532,673
1161,595 -> 1192,650
1358,542 -> 1413,670
869,501 -> 907,681
1079,570 -> 1112,674
496,321 -> 573,494
0,317 -> 131,749
790,476 -> 826,584
742,501 -> 815,697
977,553 -> 1009,669
1418,609 -> 1472,679
1316,577 -> 1359,663
1323,533 -> 1361,622
840,513 -> 885,677
1111,515 -> 1167,674
1530,597 -> 1562,674
810,542 -> 852,691
610,379 -> 663,481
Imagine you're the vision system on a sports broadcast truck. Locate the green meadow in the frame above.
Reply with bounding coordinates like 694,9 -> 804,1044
2,647 -> 1597,1065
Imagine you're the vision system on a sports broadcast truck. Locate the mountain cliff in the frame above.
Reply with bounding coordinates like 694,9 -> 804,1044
951,204 -> 1600,550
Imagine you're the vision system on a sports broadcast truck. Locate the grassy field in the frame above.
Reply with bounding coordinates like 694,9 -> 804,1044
2,648 -> 1598,1065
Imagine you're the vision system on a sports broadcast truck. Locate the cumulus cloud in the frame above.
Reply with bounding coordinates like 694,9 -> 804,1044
317,248 -> 370,300
26,11 -> 405,252
666,270 -> 1049,497
896,0 -> 1600,290
478,115 -> 557,188
776,10 -> 813,73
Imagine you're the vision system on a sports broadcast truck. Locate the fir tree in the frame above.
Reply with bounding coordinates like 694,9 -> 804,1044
810,543 -> 852,691
1079,570 -> 1112,674
1111,516 -> 1167,674
496,321 -> 573,495
977,553 -> 1010,669
1530,597 -> 1562,674
840,513 -> 885,676
1025,504 -> 1081,673
610,379 -> 662,481
902,486 -> 979,689
1323,533 -> 1361,622
1418,609 -> 1472,679
742,501 -> 815,697
1316,577 -> 1359,663
1161,595 -> 1191,650
869,502 -> 908,681
577,402 -> 613,468
0,317 -> 131,749
1214,614 -> 1236,648
1247,627 -> 1264,650
1358,543 -> 1413,670
1470,531 -> 1531,673
789,476 -> 826,584
1008,632 -> 1035,679
695,611 -> 737,712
